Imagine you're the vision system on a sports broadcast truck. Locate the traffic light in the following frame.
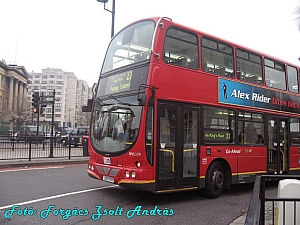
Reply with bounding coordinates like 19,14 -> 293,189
40,103 -> 47,114
32,92 -> 40,113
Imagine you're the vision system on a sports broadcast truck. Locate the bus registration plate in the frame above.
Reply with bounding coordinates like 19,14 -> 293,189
103,175 -> 114,183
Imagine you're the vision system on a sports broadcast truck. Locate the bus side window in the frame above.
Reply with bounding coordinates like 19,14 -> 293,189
236,49 -> 262,85
201,36 -> 234,78
163,27 -> 199,70
264,58 -> 286,91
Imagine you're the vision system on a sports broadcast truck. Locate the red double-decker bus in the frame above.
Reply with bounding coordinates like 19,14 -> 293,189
87,17 -> 300,197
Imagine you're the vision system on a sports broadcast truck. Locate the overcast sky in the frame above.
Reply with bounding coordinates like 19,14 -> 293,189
1,0 -> 299,86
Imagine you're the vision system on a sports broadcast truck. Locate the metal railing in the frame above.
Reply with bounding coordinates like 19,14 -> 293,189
245,174 -> 300,225
0,135 -> 89,160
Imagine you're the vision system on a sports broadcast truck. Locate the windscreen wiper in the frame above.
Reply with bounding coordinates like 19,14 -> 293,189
108,95 -> 134,106
96,98 -> 113,106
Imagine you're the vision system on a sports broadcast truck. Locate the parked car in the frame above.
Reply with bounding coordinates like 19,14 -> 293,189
8,130 -> 17,141
16,125 -> 44,143
60,126 -> 89,147
56,127 -> 73,142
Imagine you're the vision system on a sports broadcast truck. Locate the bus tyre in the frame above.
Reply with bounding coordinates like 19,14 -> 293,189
205,161 -> 224,198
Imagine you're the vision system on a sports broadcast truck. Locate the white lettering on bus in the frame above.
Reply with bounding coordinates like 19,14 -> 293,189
252,93 -> 271,103
230,89 -> 250,99
225,149 -> 241,154
230,89 -> 271,104
129,152 -> 141,157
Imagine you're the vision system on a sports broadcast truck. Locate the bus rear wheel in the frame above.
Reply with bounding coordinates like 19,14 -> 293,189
205,161 -> 224,198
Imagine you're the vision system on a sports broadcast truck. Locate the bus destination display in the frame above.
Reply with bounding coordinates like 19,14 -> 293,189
105,71 -> 132,95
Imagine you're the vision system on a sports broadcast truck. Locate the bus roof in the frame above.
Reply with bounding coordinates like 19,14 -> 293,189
127,17 -> 299,68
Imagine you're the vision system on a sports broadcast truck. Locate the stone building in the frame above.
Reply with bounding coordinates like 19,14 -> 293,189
0,60 -> 29,133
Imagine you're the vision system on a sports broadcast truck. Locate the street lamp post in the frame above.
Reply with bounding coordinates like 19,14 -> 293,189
96,0 -> 115,38
68,108 -> 73,128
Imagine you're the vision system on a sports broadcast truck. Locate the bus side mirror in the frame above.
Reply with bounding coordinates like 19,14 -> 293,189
82,99 -> 93,112
137,94 -> 146,106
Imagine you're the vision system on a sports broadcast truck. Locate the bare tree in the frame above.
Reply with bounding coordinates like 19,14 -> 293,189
0,94 -> 31,132
297,5 -> 300,31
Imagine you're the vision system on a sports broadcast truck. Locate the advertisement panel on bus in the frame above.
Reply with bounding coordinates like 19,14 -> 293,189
219,78 -> 300,114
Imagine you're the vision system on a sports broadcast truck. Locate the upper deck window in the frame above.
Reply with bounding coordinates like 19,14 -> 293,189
287,66 -> 298,93
236,48 -> 262,85
202,37 -> 234,77
264,58 -> 286,90
163,27 -> 199,70
102,20 -> 155,73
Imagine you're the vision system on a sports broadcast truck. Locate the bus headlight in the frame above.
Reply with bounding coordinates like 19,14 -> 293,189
131,171 -> 136,178
88,164 -> 94,170
125,170 -> 130,178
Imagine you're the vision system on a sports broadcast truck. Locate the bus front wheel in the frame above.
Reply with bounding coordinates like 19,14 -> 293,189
205,161 -> 224,198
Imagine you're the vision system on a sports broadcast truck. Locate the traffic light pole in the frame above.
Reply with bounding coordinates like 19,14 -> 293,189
49,89 -> 56,158
36,105 -> 40,141
32,92 -> 40,140
32,90 -> 56,157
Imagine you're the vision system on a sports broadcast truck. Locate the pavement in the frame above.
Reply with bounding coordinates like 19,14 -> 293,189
230,214 -> 247,224
0,157 -> 90,170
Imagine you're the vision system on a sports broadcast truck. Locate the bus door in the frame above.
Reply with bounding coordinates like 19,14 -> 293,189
156,102 -> 199,191
267,117 -> 289,174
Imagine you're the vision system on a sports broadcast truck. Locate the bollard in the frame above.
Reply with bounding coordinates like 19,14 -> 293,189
276,179 -> 300,225
83,137 -> 89,156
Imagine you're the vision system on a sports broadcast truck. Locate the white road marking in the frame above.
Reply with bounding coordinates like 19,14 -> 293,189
0,166 -> 65,173
0,185 -> 117,210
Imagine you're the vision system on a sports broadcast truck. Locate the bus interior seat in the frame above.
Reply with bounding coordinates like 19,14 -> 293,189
175,57 -> 187,67
237,71 -> 243,80
134,54 -> 143,63
214,67 -> 225,76
188,59 -> 199,69
202,61 -> 208,72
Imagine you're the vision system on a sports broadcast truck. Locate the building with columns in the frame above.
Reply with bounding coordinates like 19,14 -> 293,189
0,60 -> 29,133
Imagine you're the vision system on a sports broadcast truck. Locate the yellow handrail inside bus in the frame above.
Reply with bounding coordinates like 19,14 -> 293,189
159,148 -> 198,172
280,148 -> 286,171
159,149 -> 174,172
